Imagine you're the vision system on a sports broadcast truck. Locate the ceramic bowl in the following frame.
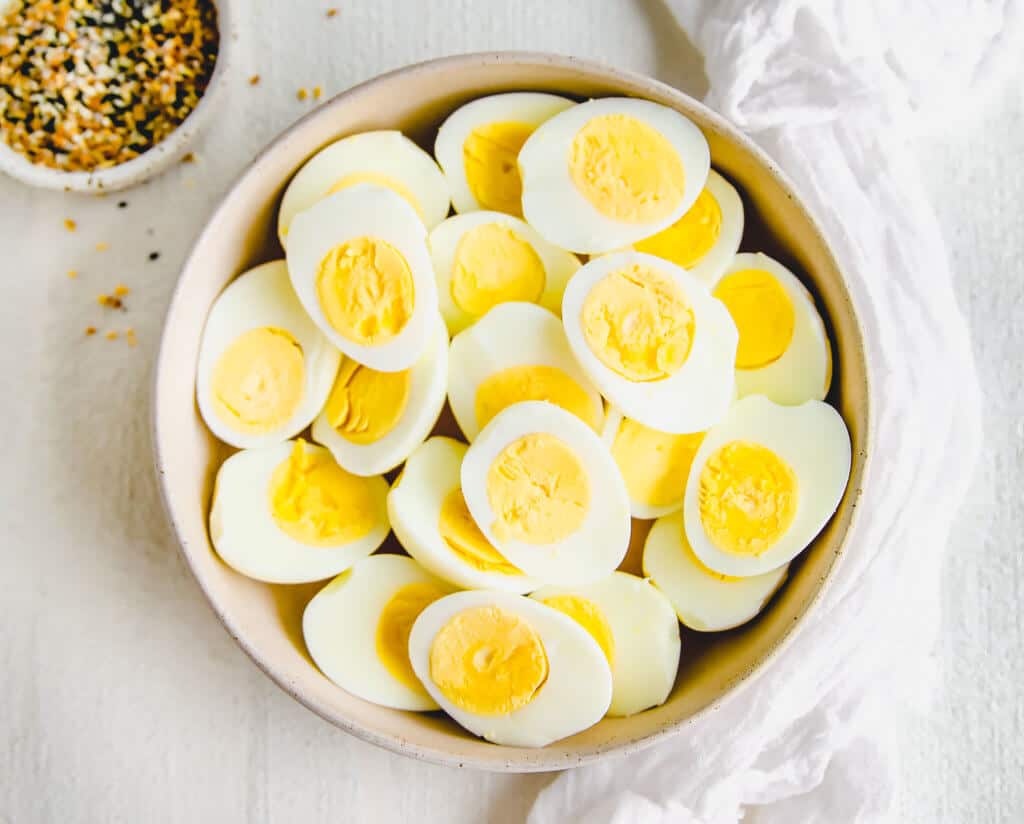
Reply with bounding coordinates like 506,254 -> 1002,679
0,0 -> 235,193
152,52 -> 871,772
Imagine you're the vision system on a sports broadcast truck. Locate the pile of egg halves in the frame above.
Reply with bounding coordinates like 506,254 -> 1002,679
196,93 -> 852,748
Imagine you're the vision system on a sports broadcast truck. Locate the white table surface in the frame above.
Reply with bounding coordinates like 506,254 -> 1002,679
1,2 -> 1020,821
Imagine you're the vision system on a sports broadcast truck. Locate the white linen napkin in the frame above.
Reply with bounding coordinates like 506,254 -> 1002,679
529,1 -> 1018,820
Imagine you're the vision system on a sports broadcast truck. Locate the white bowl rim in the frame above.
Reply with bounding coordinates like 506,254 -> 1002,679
151,50 -> 875,773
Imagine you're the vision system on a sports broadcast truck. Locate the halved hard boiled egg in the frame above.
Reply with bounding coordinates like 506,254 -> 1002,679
434,92 -> 576,217
531,572 -> 680,717
601,407 -> 704,520
303,554 -> 456,711
429,211 -> 581,335
196,260 -> 341,450
286,184 -> 438,372
388,437 -> 539,593
713,253 -> 832,405
519,97 -> 710,253
277,130 -> 450,246
684,395 -> 852,577
209,439 -> 389,583
633,169 -> 744,286
311,318 -> 448,476
408,590 -> 612,746
562,251 -> 738,434
460,401 -> 630,586
644,510 -> 787,631
448,302 -> 604,441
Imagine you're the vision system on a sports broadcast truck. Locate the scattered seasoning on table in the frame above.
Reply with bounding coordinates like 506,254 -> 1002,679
95,241 -> 109,251
181,152 -> 196,163
105,330 -> 118,340
297,87 -> 309,101
148,251 -> 160,261
0,0 -> 220,172
67,269 -> 78,279
313,86 -> 322,100
326,8 -> 338,18
64,218 -> 77,232
114,283 -> 129,296
117,201 -> 128,209
249,74 -> 261,86
85,326 -> 96,336
125,327 -> 137,346
97,292 -> 123,309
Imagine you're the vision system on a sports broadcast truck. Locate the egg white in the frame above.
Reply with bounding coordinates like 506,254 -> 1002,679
561,251 -> 738,434
209,440 -> 390,584
195,260 -> 341,450
278,130 -> 450,247
531,572 -> 680,717
408,590 -> 612,746
428,211 -> 581,335
683,395 -> 852,577
303,555 -> 456,711
447,302 -> 604,441
286,184 -> 439,372
519,97 -> 711,254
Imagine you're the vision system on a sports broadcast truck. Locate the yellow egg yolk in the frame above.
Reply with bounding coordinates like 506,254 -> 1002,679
541,595 -> 615,667
268,440 -> 377,546
486,433 -> 590,545
569,114 -> 685,224
698,441 -> 799,556
316,236 -> 414,346
376,581 -> 450,693
612,418 -> 704,508
211,327 -> 305,435
462,121 -> 535,216
450,223 -> 546,318
634,188 -> 722,268
713,269 -> 796,369
429,605 -> 548,716
327,172 -> 424,222
323,357 -> 411,445
581,264 -> 695,382
438,487 -> 521,575
475,365 -> 599,433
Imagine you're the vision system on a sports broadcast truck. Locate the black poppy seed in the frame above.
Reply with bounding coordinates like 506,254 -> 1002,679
148,251 -> 159,261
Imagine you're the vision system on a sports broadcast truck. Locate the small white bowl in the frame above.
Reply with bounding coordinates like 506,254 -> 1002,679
0,0 -> 235,193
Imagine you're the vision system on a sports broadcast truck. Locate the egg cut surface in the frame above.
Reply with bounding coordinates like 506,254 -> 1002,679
519,97 -> 710,254
209,439 -> 390,583
460,401 -> 630,586
286,184 -> 438,372
684,395 -> 852,577
531,572 -> 680,717
429,211 -> 581,335
562,251 -> 738,434
303,554 -> 457,711
713,252 -> 832,405
434,92 -> 576,217
448,302 -> 604,441
277,130 -> 450,247
196,260 -> 341,450
633,169 -> 744,286
388,437 -> 540,594
644,510 -> 788,631
311,317 -> 448,476
408,590 -> 612,746
601,407 -> 705,520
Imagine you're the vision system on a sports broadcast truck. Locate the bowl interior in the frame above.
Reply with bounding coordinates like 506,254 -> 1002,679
153,53 -> 869,772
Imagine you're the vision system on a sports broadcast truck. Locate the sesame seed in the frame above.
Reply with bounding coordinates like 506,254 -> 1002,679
326,8 -> 338,17
105,330 -> 118,340
126,328 -> 138,346
64,219 -> 77,232
181,152 -> 196,163
297,87 -> 308,101
85,326 -> 97,336
313,86 -> 322,100
67,269 -> 78,279
114,284 -> 129,296
96,242 -> 109,252
249,75 -> 261,86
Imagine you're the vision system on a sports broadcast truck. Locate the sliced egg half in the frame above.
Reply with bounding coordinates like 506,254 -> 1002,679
519,97 -> 710,253
434,92 -> 576,217
277,130 -> 450,246
633,169 -> 744,286
408,590 -> 612,746
303,555 -> 456,711
196,260 -> 341,450
448,302 -> 604,441
286,184 -> 438,372
531,572 -> 680,717
644,510 -> 787,631
311,318 -> 448,476
388,437 -> 540,593
684,395 -> 852,577
429,211 -> 581,335
562,251 -> 738,434
209,439 -> 389,583
601,407 -> 705,520
713,252 -> 832,405
460,401 -> 630,586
